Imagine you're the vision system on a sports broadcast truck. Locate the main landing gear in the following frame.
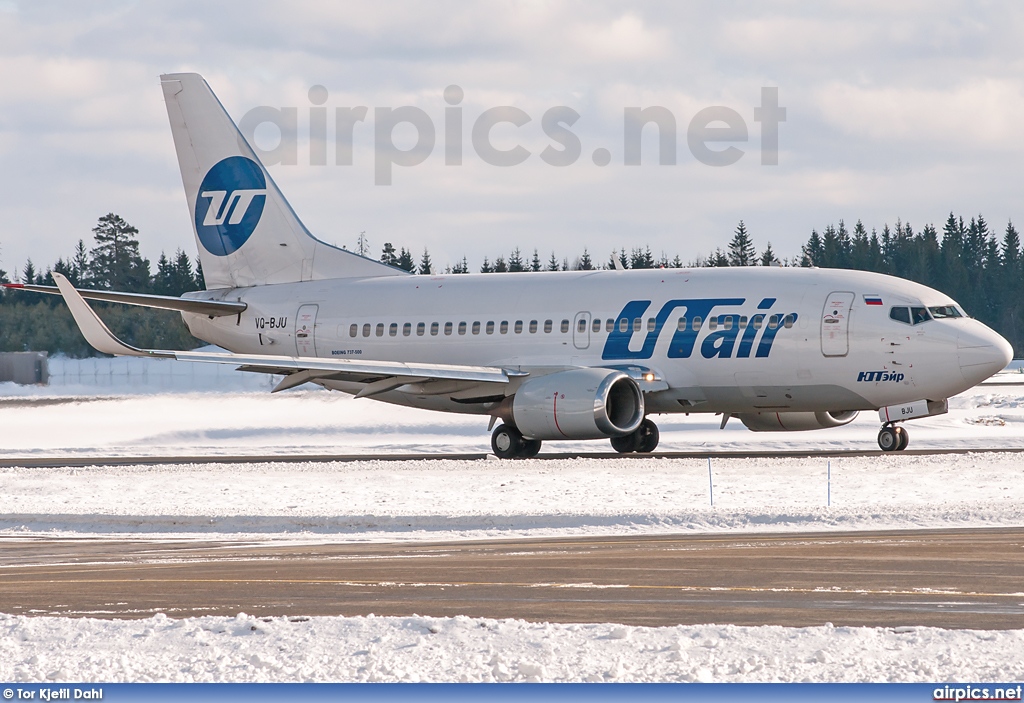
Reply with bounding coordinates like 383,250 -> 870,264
489,417 -> 662,458
877,424 -> 910,452
610,418 -> 660,454
491,424 -> 542,460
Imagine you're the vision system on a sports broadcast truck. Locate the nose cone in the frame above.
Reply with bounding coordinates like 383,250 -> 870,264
958,324 -> 1014,386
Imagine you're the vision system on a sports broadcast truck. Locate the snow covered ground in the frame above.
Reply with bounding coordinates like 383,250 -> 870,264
3,373 -> 1024,682
1,377 -> 1024,540
3,612 -> 1022,683
3,369 -> 1024,459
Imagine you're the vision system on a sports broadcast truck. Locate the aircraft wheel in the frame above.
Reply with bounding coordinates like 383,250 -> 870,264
877,426 -> 899,452
491,423 -> 524,459
895,426 -> 910,451
636,418 -> 660,453
611,431 -> 641,454
519,438 -> 542,458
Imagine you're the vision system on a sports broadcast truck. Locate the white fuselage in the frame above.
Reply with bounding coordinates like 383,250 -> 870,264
182,266 -> 1010,417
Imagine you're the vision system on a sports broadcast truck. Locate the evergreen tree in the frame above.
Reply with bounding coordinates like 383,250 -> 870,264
69,240 -> 88,287
380,242 -> 398,266
547,252 -> 560,272
818,221 -> 851,268
630,246 -> 655,269
451,256 -> 469,274
21,259 -> 39,284
1000,220 -> 1023,345
801,230 -> 824,267
576,248 -> 594,271
606,251 -> 624,270
759,242 -> 778,266
153,249 -> 199,296
88,213 -> 150,291
705,248 -> 730,267
531,249 -> 542,272
982,221 -> 1001,322
1002,220 -> 1021,280
194,259 -> 206,289
493,256 -> 508,273
154,253 -> 172,294
174,250 -> 197,292
418,248 -> 432,275
727,220 -> 756,266
849,220 -> 871,270
508,248 -> 525,272
916,223 -> 940,288
940,213 -> 968,308
396,247 -> 415,272
52,257 -> 76,288
480,257 -> 493,273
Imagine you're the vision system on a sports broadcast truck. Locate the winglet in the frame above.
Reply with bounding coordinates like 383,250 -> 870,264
52,272 -> 173,358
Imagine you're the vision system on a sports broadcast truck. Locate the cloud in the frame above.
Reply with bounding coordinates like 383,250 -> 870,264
1,1 -> 1023,277
815,79 -> 1024,152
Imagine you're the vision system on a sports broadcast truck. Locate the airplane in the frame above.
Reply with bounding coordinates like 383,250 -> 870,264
4,73 -> 1013,458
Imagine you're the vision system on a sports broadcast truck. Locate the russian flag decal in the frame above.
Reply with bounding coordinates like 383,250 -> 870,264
864,295 -> 883,306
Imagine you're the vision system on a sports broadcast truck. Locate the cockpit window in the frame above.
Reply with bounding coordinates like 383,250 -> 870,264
929,305 -> 963,319
890,306 -> 932,325
911,307 -> 930,324
889,307 -> 911,324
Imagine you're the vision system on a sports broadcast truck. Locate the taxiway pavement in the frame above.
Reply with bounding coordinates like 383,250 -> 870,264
1,528 -> 1021,628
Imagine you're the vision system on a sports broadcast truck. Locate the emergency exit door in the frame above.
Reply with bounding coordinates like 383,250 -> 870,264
573,311 -> 591,349
820,291 -> 854,357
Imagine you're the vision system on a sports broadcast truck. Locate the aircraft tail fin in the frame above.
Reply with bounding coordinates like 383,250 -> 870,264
160,73 -> 403,289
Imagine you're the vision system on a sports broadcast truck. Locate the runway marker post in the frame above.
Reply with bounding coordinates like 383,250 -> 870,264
708,457 -> 714,506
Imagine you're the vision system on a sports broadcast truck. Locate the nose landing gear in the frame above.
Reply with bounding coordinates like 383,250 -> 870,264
877,424 -> 910,452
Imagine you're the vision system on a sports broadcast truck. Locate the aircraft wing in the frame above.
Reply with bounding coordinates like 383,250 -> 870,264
48,272 -> 519,396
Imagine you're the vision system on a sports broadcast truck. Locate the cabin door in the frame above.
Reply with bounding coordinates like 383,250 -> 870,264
295,304 -> 319,356
820,291 -> 854,357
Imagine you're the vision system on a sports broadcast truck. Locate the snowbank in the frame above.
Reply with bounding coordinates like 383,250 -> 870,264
2,613 -> 1021,683
2,452 -> 1024,541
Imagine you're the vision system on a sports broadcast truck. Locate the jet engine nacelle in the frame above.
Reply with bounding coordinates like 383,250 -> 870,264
512,368 -> 644,440
736,410 -> 859,432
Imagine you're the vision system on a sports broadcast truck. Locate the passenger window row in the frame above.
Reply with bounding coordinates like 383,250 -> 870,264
347,318 -> 571,338
344,313 -> 796,339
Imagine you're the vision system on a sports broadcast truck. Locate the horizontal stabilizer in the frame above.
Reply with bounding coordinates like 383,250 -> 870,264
3,282 -> 246,317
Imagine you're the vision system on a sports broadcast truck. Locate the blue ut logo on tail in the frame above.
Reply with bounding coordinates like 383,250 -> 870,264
195,156 -> 267,256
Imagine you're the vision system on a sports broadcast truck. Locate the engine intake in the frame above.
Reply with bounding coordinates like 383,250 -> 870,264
512,368 -> 644,440
736,410 -> 859,432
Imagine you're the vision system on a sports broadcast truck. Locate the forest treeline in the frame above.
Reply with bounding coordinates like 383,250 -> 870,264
1,212 -> 1022,356
0,213 -> 206,356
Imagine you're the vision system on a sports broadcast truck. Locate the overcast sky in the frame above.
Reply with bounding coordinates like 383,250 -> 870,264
2,1 -> 1023,278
